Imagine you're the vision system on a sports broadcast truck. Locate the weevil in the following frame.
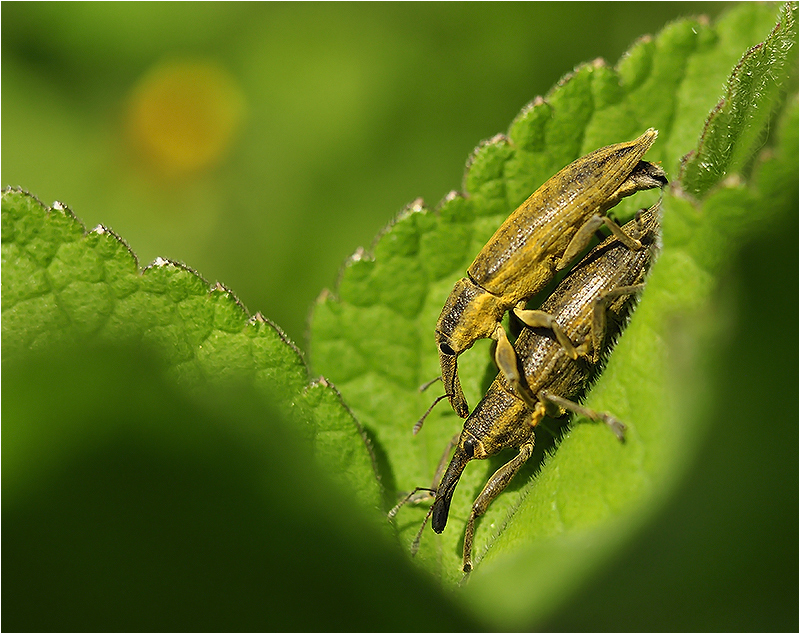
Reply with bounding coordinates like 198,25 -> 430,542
436,130 -> 666,418
399,203 -> 660,573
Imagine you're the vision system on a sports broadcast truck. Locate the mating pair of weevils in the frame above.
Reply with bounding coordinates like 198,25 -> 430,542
390,130 -> 667,573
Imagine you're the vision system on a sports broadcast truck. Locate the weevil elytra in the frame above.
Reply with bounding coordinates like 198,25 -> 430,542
408,203 -> 661,573
436,130 -> 666,418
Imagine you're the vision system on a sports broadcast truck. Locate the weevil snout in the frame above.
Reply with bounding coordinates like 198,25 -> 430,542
431,438 -> 474,533
436,340 -> 469,417
436,278 -> 507,417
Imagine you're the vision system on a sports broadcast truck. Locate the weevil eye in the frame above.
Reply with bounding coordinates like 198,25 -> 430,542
439,342 -> 456,356
463,438 -> 476,458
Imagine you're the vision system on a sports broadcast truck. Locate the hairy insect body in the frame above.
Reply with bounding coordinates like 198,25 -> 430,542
437,130 -> 667,417
430,205 -> 661,572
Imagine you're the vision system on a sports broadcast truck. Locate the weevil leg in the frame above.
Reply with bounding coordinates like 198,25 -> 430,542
462,439 -> 535,573
600,216 -> 643,251
492,324 -> 540,412
538,390 -> 626,442
524,400 -> 558,437
492,322 -> 518,384
529,399 -> 552,424
588,284 -> 645,362
541,395 -> 562,420
512,307 -> 580,360
557,215 -> 643,271
557,214 -> 605,270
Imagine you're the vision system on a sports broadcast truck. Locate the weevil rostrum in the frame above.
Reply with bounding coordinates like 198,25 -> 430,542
393,203 -> 661,573
435,130 -> 667,419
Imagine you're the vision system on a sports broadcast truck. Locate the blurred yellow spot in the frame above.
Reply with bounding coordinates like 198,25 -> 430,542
127,59 -> 246,175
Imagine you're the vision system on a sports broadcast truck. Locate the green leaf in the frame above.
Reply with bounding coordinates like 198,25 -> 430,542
308,1 -> 798,622
680,2 -> 798,197
3,343 -> 476,631
465,97 -> 799,627
1,188 -> 382,512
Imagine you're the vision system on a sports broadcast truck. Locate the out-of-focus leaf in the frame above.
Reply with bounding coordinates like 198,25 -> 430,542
2,343 -> 476,631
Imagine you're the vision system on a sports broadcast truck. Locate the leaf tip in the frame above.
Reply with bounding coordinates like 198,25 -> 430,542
311,375 -> 332,389
315,287 -> 335,304
210,281 -> 248,312
443,189 -> 463,204
408,197 -> 426,214
351,246 -> 374,264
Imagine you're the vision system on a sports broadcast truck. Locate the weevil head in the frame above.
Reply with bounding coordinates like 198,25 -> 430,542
435,347 -> 469,417
431,390 -> 533,534
436,278 -> 506,418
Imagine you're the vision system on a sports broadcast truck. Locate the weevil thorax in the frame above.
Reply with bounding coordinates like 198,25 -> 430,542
436,277 -> 507,417
463,383 -> 532,456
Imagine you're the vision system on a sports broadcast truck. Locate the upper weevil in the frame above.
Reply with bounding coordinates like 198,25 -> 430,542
410,203 -> 661,574
435,130 -> 666,418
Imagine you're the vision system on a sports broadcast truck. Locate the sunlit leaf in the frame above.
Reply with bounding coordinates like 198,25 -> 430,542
309,4 -> 797,624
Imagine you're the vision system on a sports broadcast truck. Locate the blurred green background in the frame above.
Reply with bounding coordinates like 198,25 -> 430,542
2,1 -> 731,349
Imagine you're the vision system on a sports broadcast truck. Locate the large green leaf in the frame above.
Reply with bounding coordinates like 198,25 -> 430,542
1,187 -> 382,511
309,1 -> 798,621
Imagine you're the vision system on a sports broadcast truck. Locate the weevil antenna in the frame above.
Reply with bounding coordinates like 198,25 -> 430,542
418,375 -> 442,392
387,486 -> 436,520
413,393 -> 451,435
410,503 -> 436,556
